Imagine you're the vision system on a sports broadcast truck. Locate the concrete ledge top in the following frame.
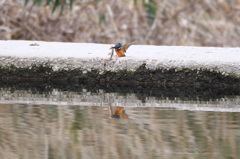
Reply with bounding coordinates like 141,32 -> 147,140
0,40 -> 240,77
0,40 -> 239,62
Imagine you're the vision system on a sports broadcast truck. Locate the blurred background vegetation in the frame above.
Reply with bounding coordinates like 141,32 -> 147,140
0,0 -> 240,46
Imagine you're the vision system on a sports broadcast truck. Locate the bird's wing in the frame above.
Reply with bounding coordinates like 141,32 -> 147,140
122,42 -> 133,52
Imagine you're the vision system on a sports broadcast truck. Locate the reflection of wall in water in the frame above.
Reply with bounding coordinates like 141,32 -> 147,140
0,88 -> 239,112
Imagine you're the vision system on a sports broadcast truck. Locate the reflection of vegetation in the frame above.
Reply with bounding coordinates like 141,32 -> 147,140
1,104 -> 240,158
0,127 -> 2,144
219,139 -> 233,158
230,112 -> 239,125
71,106 -> 86,143
72,106 -> 85,130
47,105 -> 58,120
186,112 -> 207,148
237,134 -> 240,158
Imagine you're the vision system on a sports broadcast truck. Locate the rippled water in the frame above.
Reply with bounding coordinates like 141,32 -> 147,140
0,86 -> 240,159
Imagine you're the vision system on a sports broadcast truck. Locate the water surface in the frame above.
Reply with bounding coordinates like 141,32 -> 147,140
0,86 -> 240,159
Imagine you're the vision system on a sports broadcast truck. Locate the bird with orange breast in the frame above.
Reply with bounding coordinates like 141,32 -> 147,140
109,42 -> 132,60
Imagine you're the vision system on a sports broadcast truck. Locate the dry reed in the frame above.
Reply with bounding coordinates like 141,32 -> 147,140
0,0 -> 240,46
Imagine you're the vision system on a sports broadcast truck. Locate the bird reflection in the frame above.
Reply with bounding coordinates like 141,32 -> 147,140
109,106 -> 128,119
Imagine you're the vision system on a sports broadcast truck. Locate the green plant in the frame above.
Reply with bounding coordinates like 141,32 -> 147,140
143,0 -> 156,26
25,0 -> 75,13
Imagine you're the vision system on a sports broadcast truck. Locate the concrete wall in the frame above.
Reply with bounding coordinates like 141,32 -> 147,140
0,41 -> 239,87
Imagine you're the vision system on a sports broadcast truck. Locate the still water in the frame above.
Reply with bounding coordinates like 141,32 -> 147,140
0,85 -> 240,159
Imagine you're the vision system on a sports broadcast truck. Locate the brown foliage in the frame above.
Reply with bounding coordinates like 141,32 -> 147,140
0,0 -> 240,46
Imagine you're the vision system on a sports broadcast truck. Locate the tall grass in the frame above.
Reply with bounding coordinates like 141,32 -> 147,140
25,0 -> 75,13
0,0 -> 240,46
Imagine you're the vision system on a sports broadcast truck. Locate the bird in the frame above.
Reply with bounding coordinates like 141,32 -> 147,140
109,42 -> 132,60
109,106 -> 128,119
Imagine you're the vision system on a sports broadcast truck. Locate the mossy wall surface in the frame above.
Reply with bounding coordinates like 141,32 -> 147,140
0,62 -> 239,88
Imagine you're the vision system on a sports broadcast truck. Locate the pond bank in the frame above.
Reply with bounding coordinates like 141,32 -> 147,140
0,40 -> 239,88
